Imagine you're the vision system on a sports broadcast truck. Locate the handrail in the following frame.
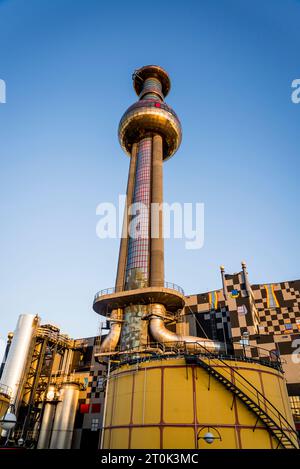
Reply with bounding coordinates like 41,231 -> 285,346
232,342 -> 282,369
36,327 -> 73,346
94,281 -> 184,302
188,341 -> 298,445
95,340 -> 281,369
94,341 -> 280,370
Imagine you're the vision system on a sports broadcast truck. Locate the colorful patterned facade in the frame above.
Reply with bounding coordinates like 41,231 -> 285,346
184,265 -> 300,433
70,336 -> 105,449
64,266 -> 300,448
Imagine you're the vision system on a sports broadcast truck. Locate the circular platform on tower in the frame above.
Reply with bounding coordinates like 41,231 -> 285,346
118,99 -> 182,160
93,284 -> 185,316
133,65 -> 171,97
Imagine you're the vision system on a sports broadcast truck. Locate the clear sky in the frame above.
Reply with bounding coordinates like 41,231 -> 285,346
0,0 -> 299,351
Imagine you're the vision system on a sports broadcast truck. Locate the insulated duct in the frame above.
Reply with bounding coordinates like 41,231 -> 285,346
99,308 -> 123,353
149,304 -> 225,354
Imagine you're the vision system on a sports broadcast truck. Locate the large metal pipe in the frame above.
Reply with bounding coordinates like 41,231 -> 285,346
37,386 -> 56,449
99,309 -> 123,353
60,349 -> 68,374
64,350 -> 73,375
0,314 -> 39,409
149,304 -> 225,354
150,134 -> 164,287
49,382 -> 80,449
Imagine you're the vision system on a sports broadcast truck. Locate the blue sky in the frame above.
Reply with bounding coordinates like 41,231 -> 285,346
0,0 -> 299,347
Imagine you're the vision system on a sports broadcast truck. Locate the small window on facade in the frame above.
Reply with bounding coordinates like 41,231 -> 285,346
97,376 -> 104,389
80,404 -> 90,414
91,418 -> 99,431
290,396 -> 300,415
91,403 -> 101,413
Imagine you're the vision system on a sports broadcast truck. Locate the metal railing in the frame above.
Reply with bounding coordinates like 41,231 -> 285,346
36,327 -> 73,347
94,339 -> 284,372
94,341 -> 174,357
48,373 -> 83,387
164,282 -> 184,295
231,342 -> 283,369
94,281 -> 184,302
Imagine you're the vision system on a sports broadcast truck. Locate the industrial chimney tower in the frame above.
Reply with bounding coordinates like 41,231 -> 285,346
93,65 -> 221,354
92,66 -> 298,451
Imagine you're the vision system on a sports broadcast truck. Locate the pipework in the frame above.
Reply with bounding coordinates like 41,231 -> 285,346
99,309 -> 123,353
148,304 -> 225,354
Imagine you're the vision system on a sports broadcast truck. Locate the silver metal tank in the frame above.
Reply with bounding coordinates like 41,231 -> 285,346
0,314 -> 38,409
37,386 -> 56,449
49,382 -> 80,449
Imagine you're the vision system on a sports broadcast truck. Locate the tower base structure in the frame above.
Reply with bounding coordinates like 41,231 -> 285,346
102,356 -> 298,449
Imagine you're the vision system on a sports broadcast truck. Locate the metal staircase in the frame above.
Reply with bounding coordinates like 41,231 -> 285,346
184,346 -> 299,449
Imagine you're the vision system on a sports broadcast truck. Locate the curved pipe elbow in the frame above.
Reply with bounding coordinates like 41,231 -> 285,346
100,309 -> 123,353
149,315 -> 225,355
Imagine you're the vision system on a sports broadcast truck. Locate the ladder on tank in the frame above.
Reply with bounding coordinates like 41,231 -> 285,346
184,346 -> 299,449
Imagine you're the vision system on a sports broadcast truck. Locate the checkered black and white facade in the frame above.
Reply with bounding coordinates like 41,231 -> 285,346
183,266 -> 300,430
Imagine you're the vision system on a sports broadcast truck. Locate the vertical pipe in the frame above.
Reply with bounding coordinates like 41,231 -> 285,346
60,349 -> 68,375
48,397 -> 63,448
150,134 -> 164,287
37,386 -> 56,449
64,350 -> 73,375
115,143 -> 138,292
49,383 -> 80,449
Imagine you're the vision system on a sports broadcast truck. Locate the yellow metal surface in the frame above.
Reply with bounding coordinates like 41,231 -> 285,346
131,427 -> 160,449
0,393 -> 10,420
132,368 -> 161,425
103,357 -> 297,449
163,366 -> 193,423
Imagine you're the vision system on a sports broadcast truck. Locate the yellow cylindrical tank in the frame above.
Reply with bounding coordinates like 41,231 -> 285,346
102,357 -> 298,449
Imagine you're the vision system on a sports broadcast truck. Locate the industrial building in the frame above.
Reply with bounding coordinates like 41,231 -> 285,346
0,66 -> 299,449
